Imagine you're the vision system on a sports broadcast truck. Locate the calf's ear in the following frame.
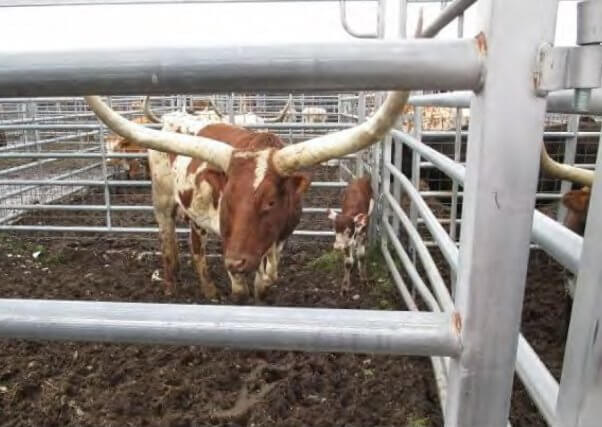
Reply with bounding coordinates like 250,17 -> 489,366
354,213 -> 368,227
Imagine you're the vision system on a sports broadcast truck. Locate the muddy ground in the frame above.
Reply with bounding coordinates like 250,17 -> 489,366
0,165 -> 569,426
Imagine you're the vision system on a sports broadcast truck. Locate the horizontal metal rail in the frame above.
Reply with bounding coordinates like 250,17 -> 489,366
1,204 -> 338,214
0,131 -> 100,153
0,179 -> 347,187
0,224 -> 335,235
392,129 -> 583,274
0,299 -> 461,356
409,89 -> 602,115
0,122 -> 354,131
0,162 -> 102,204
0,39 -> 484,96
0,0 -> 377,5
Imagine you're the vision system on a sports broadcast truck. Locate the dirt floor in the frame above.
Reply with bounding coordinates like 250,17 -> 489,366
0,165 -> 570,426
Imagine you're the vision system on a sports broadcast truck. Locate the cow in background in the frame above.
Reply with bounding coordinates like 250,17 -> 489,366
301,106 -> 328,124
327,176 -> 374,293
105,116 -> 150,180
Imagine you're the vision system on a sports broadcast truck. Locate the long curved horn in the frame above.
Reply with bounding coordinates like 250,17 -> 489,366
540,142 -> 594,186
272,91 -> 409,174
143,96 -> 162,123
265,94 -> 293,123
85,96 -> 233,172
209,96 -> 223,119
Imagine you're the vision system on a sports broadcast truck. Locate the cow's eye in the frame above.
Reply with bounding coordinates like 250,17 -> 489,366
263,200 -> 276,211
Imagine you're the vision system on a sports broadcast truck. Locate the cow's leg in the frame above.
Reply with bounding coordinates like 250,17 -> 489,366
156,210 -> 179,295
149,151 -> 179,295
227,271 -> 249,301
265,242 -> 284,283
342,246 -> 353,293
189,224 -> 217,299
356,240 -> 368,282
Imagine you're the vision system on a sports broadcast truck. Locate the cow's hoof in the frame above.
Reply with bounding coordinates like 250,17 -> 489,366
202,282 -> 218,300
231,290 -> 250,304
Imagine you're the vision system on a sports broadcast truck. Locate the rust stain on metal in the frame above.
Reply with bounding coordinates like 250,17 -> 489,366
475,32 -> 488,55
452,312 -> 462,335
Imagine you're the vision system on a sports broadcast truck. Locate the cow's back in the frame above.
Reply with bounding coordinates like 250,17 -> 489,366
342,177 -> 372,217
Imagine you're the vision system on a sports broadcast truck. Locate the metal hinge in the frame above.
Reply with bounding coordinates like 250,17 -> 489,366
534,0 -> 602,112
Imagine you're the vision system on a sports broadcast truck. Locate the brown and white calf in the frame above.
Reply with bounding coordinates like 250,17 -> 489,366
85,90 -> 410,301
327,176 -> 374,292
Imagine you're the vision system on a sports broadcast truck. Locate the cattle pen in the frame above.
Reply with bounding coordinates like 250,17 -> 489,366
0,0 -> 601,426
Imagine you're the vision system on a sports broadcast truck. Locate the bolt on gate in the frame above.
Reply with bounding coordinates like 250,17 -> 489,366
1,0 -> 601,426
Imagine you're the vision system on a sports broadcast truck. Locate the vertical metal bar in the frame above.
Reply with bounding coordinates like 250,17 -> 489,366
557,114 -> 580,222
554,131 -> 602,427
356,92 -> 366,177
444,1 -> 558,425
392,0 -> 408,235
376,0 -> 386,39
449,11 -> 465,296
410,104 -> 423,266
381,135 -> 392,246
228,93 -> 234,124
98,125 -> 112,230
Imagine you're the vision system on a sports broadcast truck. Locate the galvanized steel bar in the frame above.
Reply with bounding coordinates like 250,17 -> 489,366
516,336 -> 558,426
0,224 -> 335,236
0,299 -> 461,356
386,162 -> 459,274
420,0 -> 477,38
0,40 -> 484,96
555,142 -> 602,427
444,1 -> 559,424
392,129 -> 583,275
410,88 -> 602,115
383,190 -> 454,311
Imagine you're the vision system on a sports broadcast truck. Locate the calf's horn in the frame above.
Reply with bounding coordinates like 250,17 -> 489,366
265,94 -> 293,123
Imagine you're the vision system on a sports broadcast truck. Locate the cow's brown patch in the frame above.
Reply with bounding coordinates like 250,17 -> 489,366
187,158 -> 204,177
178,189 -> 194,209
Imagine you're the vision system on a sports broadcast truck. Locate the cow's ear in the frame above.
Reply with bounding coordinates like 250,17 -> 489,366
562,188 -> 590,213
290,172 -> 311,195
354,213 -> 368,227
327,209 -> 338,221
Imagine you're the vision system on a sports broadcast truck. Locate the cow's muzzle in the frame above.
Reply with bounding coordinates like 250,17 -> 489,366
225,253 -> 259,274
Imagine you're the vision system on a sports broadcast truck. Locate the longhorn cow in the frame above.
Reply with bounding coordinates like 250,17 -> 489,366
84,90 -> 410,301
